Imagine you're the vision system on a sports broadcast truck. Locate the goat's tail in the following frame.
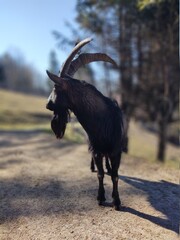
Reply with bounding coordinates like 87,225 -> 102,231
121,113 -> 128,153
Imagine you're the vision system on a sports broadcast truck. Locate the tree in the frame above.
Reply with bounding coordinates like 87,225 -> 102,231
47,50 -> 59,91
136,0 -> 179,161
0,63 -> 5,86
0,52 -> 46,95
0,53 -> 35,93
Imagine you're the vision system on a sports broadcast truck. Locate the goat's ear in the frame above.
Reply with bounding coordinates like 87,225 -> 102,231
46,70 -> 61,85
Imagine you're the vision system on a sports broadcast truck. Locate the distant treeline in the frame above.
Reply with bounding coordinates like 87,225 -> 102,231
0,53 -> 47,96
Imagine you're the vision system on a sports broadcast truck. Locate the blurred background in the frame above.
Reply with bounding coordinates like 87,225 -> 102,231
0,0 -> 179,166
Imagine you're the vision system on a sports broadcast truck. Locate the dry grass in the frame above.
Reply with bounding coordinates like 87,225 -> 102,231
0,89 -> 51,130
0,89 -> 85,143
128,121 -> 179,169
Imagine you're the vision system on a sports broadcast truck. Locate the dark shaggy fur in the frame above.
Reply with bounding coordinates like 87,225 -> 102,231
51,108 -> 70,139
47,75 -> 126,210
66,79 -> 125,155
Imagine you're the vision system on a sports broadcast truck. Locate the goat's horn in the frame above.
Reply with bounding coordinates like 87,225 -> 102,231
68,53 -> 117,77
60,37 -> 92,77
46,70 -> 61,84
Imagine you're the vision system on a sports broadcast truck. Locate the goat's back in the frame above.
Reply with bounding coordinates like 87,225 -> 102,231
68,79 -> 125,155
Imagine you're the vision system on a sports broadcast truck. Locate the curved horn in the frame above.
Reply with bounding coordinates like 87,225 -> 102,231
46,70 -> 61,84
60,37 -> 92,77
68,53 -> 117,77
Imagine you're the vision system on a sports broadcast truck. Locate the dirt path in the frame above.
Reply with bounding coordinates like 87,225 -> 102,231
0,132 -> 179,240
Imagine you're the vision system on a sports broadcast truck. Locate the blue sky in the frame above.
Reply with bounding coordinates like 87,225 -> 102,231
0,0 -> 77,78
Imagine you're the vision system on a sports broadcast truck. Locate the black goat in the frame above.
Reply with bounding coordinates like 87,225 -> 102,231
46,38 -> 126,210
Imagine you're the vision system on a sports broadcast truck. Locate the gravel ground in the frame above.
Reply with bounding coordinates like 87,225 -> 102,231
0,132 -> 179,240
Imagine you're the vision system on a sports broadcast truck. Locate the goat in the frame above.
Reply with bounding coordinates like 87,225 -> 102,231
46,38 -> 126,210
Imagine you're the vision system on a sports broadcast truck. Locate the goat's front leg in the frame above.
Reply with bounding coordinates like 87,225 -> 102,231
110,153 -> 121,210
94,153 -> 106,205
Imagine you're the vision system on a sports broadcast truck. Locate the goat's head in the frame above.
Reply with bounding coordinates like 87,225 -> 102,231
46,37 -> 117,138
46,38 -> 92,112
46,72 -> 71,138
46,72 -> 69,112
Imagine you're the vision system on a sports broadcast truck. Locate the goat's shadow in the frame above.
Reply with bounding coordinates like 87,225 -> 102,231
116,175 -> 179,234
0,176 -> 98,224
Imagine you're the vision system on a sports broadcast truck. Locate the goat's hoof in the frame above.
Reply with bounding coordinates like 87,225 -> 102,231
113,198 -> 121,210
107,170 -> 112,175
114,205 -> 121,211
97,195 -> 106,205
98,200 -> 106,206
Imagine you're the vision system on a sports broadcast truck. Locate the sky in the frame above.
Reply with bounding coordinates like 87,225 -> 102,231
0,0 -> 77,79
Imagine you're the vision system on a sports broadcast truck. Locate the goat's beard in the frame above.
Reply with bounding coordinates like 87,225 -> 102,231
51,108 -> 70,139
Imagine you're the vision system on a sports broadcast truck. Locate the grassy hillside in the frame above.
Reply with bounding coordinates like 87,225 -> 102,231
0,89 -> 85,142
0,89 -> 51,130
0,89 -> 179,168
128,121 -> 179,168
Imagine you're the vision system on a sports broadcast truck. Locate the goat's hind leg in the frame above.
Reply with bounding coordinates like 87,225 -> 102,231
105,156 -> 111,174
110,153 -> 121,210
94,153 -> 106,205
90,157 -> 95,172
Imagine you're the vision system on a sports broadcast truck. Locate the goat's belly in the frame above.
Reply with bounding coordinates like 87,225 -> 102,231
88,138 -> 114,155
88,130 -> 123,156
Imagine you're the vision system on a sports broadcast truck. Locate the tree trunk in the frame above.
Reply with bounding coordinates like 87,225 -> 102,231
157,119 -> 167,162
118,2 -> 134,153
